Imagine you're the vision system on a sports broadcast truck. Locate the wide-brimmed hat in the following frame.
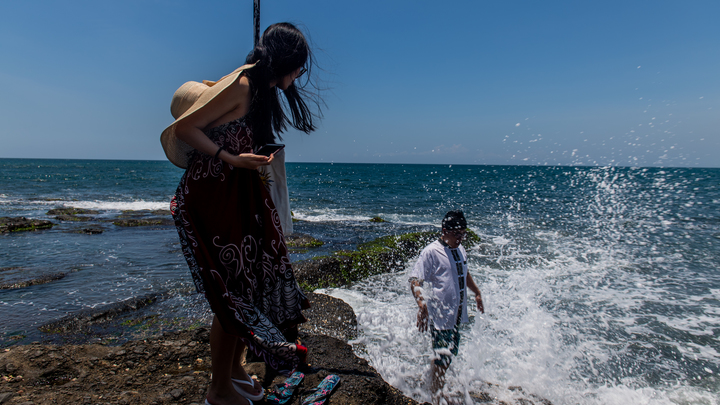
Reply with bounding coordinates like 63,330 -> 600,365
160,63 -> 257,169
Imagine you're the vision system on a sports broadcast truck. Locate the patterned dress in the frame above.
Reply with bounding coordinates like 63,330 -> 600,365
170,116 -> 309,374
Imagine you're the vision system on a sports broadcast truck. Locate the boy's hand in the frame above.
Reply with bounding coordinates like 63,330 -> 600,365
475,295 -> 484,314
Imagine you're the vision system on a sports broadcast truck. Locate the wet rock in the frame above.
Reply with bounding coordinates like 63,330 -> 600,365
286,233 -> 324,248
300,292 -> 357,341
80,227 -> 103,234
39,293 -> 161,334
112,218 -> 171,227
53,214 -> 93,222
47,208 -> 98,222
369,216 -> 386,222
0,217 -> 53,233
0,272 -> 68,290
47,208 -> 99,216
111,210 -> 173,228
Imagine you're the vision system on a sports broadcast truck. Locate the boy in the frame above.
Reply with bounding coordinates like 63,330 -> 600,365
409,210 -> 484,402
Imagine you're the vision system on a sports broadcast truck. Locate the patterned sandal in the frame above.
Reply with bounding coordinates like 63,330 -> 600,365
301,374 -> 340,405
266,371 -> 305,405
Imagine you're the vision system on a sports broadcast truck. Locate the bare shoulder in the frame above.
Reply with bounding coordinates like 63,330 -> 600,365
237,74 -> 250,88
218,74 -> 250,100
225,75 -> 251,110
185,74 -> 251,131
234,75 -> 251,95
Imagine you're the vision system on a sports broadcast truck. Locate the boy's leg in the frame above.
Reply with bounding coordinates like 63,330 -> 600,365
430,327 -> 460,402
431,361 -> 450,398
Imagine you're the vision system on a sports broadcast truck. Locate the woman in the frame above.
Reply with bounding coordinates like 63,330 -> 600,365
160,23 -> 320,405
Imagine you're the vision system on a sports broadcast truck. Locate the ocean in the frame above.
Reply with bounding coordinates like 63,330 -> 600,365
1,158 -> 718,404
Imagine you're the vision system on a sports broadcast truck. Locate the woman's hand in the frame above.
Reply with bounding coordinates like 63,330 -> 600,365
228,153 -> 273,170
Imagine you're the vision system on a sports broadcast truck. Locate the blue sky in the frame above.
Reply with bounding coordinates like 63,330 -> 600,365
1,0 -> 718,167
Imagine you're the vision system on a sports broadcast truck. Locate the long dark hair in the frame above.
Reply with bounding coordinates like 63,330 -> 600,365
244,22 -> 320,146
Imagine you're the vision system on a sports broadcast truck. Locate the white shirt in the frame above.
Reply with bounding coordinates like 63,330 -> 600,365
410,240 -> 468,330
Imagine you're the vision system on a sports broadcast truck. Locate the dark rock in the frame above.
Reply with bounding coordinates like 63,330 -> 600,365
369,216 -> 386,222
39,293 -> 161,334
46,207 -> 99,216
0,267 -> 20,273
80,228 -> 103,234
0,272 -> 68,290
0,217 -> 53,233
53,214 -> 93,222
0,392 -> 14,404
46,207 -> 98,222
169,388 -> 183,399
300,292 -> 357,341
112,218 -> 171,227
286,233 -> 324,248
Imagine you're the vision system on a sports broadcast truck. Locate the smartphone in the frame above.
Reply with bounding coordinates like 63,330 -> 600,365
255,144 -> 285,156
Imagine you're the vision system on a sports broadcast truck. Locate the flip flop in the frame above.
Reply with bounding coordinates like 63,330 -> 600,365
266,371 -> 305,405
232,375 -> 265,401
301,374 -> 340,405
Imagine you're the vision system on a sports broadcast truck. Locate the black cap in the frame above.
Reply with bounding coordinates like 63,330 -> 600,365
442,210 -> 467,230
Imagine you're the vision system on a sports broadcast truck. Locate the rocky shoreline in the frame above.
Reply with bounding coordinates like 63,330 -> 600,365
1,213 -> 552,405
0,292 -> 418,405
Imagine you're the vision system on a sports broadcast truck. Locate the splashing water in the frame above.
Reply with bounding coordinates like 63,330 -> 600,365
319,166 -> 720,405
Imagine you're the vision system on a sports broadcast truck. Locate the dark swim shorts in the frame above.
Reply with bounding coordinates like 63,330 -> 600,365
431,326 -> 460,367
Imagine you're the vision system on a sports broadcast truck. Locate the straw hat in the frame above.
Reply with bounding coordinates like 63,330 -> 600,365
160,63 -> 257,169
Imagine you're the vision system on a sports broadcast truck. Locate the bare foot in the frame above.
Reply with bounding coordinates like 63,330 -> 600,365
231,374 -> 263,397
206,385 -> 251,405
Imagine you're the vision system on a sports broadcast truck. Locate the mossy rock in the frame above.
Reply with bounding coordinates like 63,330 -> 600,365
369,216 -> 386,223
47,207 -> 99,216
286,233 -> 324,248
0,217 -> 54,233
112,219 -> 165,227
294,229 -> 480,290
54,214 -> 93,222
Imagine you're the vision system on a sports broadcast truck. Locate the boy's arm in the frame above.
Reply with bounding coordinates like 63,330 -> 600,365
409,278 -> 429,332
467,274 -> 484,314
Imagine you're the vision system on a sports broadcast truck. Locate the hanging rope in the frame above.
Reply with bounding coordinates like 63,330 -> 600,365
253,0 -> 260,46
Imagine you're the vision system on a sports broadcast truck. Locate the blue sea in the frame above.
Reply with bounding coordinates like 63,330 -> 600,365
1,158 -> 719,404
